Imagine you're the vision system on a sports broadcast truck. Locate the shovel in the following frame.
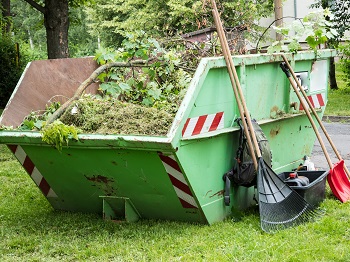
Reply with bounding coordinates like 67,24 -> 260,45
211,0 -> 321,232
280,58 -> 350,203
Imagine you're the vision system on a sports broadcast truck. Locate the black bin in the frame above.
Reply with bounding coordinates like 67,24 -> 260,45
278,170 -> 329,206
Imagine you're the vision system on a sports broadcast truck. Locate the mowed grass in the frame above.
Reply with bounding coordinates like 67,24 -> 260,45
1,144 -> 350,262
325,63 -> 350,116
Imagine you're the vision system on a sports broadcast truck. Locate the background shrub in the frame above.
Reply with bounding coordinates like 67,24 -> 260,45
0,34 -> 23,108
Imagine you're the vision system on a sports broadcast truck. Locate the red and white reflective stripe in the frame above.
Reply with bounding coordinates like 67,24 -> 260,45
7,145 -> 57,198
158,153 -> 198,209
182,111 -> 224,138
299,93 -> 325,110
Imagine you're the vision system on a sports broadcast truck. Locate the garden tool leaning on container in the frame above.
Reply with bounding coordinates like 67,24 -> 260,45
280,57 -> 350,203
211,0 -> 322,232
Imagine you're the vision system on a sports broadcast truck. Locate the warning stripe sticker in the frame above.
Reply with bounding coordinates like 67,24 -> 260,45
7,145 -> 57,198
299,93 -> 325,110
182,112 -> 224,138
158,153 -> 198,209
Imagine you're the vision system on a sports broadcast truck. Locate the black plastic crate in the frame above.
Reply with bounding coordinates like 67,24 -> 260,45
278,170 -> 329,206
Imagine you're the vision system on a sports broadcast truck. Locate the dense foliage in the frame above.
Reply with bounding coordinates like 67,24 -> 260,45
311,0 -> 350,41
85,0 -> 274,48
267,10 -> 337,53
93,31 -> 195,110
311,1 -> 350,90
0,34 -> 23,108
41,120 -> 79,151
338,43 -> 350,89
11,0 -> 97,60
6,0 -> 275,60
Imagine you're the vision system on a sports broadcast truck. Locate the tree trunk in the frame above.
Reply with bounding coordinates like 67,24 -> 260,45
329,56 -> 338,90
274,0 -> 283,41
1,0 -> 11,34
44,0 -> 69,59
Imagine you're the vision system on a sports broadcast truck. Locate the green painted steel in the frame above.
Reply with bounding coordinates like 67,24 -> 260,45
0,50 -> 335,224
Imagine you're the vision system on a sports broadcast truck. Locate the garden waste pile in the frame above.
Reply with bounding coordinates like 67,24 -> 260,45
60,95 -> 174,136
12,33 -> 224,143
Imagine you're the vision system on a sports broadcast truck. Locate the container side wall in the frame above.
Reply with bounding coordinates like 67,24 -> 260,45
7,144 -> 206,223
173,51 -> 332,224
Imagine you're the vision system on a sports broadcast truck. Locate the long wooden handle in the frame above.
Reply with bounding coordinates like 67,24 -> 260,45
280,61 -> 333,169
281,55 -> 350,178
211,0 -> 259,169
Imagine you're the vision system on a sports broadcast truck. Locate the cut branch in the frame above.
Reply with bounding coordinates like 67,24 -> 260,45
46,60 -> 149,125
23,0 -> 46,14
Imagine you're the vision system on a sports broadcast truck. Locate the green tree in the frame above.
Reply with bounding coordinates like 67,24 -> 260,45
86,0 -> 274,48
1,0 -> 11,34
312,0 -> 350,40
21,0 -> 94,59
311,0 -> 350,90
68,7 -> 97,57
11,0 -> 46,60
22,0 -> 70,58
0,34 -> 23,108
11,0 -> 96,59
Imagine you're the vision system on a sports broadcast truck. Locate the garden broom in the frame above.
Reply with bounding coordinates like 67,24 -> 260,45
211,0 -> 321,232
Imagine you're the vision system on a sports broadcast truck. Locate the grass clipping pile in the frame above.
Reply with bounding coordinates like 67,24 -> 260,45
18,33 -> 224,142
60,96 -> 174,136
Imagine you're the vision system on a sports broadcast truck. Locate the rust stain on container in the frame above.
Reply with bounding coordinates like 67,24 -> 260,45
270,126 -> 281,138
209,190 -> 224,198
85,174 -> 114,184
270,105 -> 279,119
85,174 -> 116,196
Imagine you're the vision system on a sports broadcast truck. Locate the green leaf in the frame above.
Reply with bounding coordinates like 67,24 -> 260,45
287,42 -> 301,53
148,38 -> 161,50
142,97 -> 153,106
97,72 -> 107,82
102,52 -> 116,62
119,83 -> 132,92
280,28 -> 289,35
319,36 -> 328,45
306,36 -> 318,49
143,68 -> 156,80
147,87 -> 162,100
99,82 -> 119,96
330,28 -> 338,37
165,83 -> 174,91
135,49 -> 148,60
109,73 -> 121,81
136,81 -> 144,90
126,78 -> 136,87
34,120 -> 44,130
20,120 -> 35,130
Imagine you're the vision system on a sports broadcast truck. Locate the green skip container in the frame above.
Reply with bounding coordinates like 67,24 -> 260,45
0,50 -> 335,224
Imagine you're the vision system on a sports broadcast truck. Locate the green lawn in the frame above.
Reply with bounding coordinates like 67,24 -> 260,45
1,144 -> 350,261
325,64 -> 350,116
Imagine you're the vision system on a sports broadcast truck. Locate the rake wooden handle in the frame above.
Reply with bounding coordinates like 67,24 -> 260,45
281,55 -> 350,178
211,0 -> 261,170
280,60 -> 333,169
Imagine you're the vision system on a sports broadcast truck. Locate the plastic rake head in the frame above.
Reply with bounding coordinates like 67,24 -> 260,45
257,158 -> 322,233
